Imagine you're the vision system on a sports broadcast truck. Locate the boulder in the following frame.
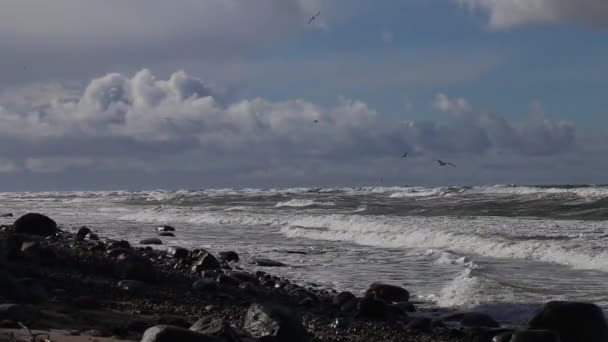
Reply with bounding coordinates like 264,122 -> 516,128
13,213 -> 58,236
76,226 -> 92,239
528,301 -> 608,342
115,254 -> 156,282
0,271 -> 24,301
251,258 -> 286,267
365,283 -> 409,303
219,251 -> 240,263
243,303 -> 310,342
141,325 -> 223,342
117,280 -> 147,292
191,253 -> 221,273
157,225 -> 176,232
444,312 -> 500,328
140,238 -> 163,245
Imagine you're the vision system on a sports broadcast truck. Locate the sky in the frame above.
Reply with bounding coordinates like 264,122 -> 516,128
0,0 -> 607,191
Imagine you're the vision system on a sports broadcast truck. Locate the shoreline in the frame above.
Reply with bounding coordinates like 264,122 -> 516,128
1,212 -> 606,342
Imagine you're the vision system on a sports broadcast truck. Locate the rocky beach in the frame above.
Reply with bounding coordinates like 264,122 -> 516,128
0,212 -> 607,342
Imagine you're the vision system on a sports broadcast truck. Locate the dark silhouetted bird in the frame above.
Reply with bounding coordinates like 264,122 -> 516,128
437,159 -> 456,167
308,11 -> 321,24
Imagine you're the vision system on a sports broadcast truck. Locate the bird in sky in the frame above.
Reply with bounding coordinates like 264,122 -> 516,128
437,159 -> 456,167
308,11 -> 321,24
402,152 -> 408,158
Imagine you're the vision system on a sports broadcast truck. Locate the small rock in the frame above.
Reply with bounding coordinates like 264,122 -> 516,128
76,226 -> 92,239
243,303 -> 310,342
13,213 -> 58,236
118,280 -> 147,292
140,238 -> 163,245
0,304 -> 39,323
86,233 -> 100,240
73,296 -> 101,309
510,329 -> 561,342
190,317 -> 241,341
115,254 -> 156,282
192,279 -> 219,292
0,213 -> 13,217
333,291 -> 356,307
141,324 -> 223,342
444,312 -> 500,328
528,301 -> 608,342
168,246 -> 189,259
357,297 -> 392,320
251,258 -> 286,267
191,253 -> 221,273
159,232 -> 175,237
157,225 -> 176,232
159,316 -> 192,328
226,271 -> 258,284
405,317 -> 433,333
392,302 -> 416,313
219,251 -> 240,262
365,283 -> 410,303
108,240 -> 131,249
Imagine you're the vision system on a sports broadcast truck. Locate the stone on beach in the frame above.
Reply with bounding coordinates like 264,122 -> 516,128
528,301 -> 608,342
13,212 -> 58,236
141,324 -> 223,342
251,258 -> 286,267
365,283 -> 410,303
140,238 -> 163,245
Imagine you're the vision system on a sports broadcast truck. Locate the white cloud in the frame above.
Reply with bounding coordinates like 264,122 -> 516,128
457,0 -> 608,29
433,93 -> 473,115
0,69 -> 584,188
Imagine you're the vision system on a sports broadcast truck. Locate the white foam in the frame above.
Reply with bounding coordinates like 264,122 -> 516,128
275,199 -> 335,208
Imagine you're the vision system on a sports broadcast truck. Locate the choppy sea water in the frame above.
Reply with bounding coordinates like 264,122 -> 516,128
2,184 -> 608,325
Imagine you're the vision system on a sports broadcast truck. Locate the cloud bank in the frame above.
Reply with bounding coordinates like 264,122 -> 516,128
0,69 -> 588,190
457,0 -> 608,29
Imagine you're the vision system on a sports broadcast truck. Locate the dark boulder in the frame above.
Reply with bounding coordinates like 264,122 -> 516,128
157,225 -> 176,232
86,233 -> 99,240
13,213 -> 58,236
140,238 -> 163,245
191,253 -> 221,273
219,251 -> 240,263
115,254 -> 156,282
226,271 -> 258,285
365,283 -> 409,303
76,226 -> 92,239
392,301 -> 416,313
0,213 -> 13,217
0,271 -> 24,301
159,232 -> 175,237
243,303 -> 310,342
528,301 -> 608,342
251,258 -> 286,267
16,278 -> 47,304
444,312 -> 500,328
141,325 -> 223,342
168,246 -> 189,259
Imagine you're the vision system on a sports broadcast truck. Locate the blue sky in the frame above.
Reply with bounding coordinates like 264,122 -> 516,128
0,0 -> 607,190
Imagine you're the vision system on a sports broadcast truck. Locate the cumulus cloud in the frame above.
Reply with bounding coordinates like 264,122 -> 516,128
0,69 -> 583,186
433,93 -> 472,115
457,0 -> 608,29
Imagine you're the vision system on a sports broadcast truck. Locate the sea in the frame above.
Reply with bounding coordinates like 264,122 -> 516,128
2,184 -> 608,325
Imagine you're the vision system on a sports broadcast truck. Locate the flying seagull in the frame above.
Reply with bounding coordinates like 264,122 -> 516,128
402,152 -> 408,158
308,11 -> 321,24
437,159 -> 456,167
